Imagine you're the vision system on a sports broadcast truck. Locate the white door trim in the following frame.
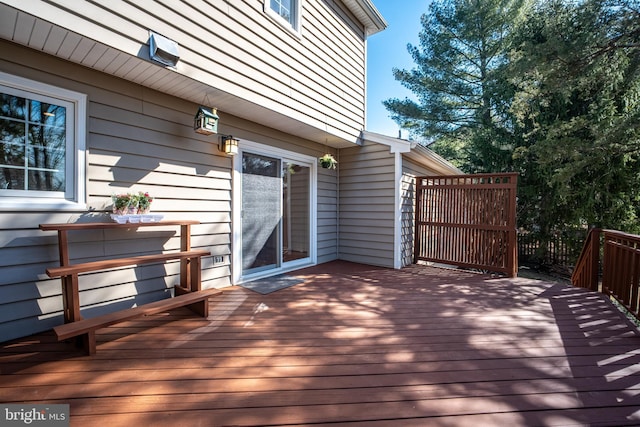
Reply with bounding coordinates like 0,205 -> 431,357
232,139 -> 317,284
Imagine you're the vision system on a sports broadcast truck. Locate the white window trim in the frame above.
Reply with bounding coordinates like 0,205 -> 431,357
0,71 -> 86,211
264,0 -> 303,38
232,139 -> 317,285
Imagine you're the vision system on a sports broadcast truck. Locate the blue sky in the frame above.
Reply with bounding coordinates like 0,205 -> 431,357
366,0 -> 432,138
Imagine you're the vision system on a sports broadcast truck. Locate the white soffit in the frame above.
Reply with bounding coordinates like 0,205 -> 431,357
342,0 -> 387,35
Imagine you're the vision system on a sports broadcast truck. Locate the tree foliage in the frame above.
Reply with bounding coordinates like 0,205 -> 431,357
509,0 -> 640,241
384,0 -> 529,171
386,0 -> 640,265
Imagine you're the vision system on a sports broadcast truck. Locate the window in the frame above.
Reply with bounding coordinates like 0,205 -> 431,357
0,72 -> 86,210
267,0 -> 301,33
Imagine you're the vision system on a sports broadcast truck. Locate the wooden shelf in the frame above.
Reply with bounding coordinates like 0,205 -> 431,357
40,220 -> 199,231
40,219 -> 214,355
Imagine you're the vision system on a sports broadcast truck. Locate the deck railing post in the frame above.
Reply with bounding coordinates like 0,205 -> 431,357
590,228 -> 601,292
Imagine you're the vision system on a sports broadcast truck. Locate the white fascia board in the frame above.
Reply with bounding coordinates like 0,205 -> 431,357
406,144 -> 463,175
361,130 -> 414,153
342,0 -> 387,35
361,131 -> 461,174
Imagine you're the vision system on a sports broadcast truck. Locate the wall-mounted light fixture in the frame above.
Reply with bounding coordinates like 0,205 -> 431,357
219,135 -> 239,155
194,106 -> 219,135
149,31 -> 180,67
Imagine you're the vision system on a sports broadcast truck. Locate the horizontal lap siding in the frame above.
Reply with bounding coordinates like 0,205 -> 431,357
2,0 -> 367,141
0,43 -> 231,341
338,143 -> 396,268
318,167 -> 339,264
0,42 -> 336,342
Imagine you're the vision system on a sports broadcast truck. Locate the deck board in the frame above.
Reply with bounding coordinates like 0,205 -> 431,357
2,261 -> 640,426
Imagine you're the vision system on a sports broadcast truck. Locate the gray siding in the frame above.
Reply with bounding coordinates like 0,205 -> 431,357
400,157 -> 440,267
0,41 -> 337,342
338,142 -> 396,267
0,0 -> 367,143
318,164 -> 339,264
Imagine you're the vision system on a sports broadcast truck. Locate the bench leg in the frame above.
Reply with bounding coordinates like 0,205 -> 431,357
76,331 -> 96,356
186,299 -> 209,317
173,284 -> 210,317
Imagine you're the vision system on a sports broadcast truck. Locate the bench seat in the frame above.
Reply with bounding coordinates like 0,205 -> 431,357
54,287 -> 222,355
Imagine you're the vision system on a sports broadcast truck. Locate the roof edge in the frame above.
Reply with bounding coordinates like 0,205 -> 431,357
361,130 -> 462,175
342,0 -> 387,35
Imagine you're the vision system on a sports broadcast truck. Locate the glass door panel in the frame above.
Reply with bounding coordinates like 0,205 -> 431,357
282,162 -> 310,263
242,152 -> 281,275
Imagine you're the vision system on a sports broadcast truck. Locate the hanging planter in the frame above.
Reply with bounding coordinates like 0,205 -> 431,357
319,153 -> 338,170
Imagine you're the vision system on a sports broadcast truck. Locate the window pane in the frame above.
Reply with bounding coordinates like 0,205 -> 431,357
0,169 -> 24,190
271,0 -> 293,24
0,92 -> 68,193
0,119 -> 26,145
0,93 -> 26,120
0,141 -> 26,167
242,152 -> 281,273
283,162 -> 309,262
28,169 -> 65,191
29,101 -> 66,125
28,125 -> 66,169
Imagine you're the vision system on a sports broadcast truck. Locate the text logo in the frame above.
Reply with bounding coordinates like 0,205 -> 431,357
1,405 -> 69,426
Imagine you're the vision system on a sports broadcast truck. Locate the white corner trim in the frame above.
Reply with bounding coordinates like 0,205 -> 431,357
393,151 -> 403,269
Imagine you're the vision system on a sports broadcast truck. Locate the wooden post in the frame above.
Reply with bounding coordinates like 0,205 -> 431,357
590,228 -> 601,292
508,174 -> 518,278
180,224 -> 191,289
57,230 -> 81,323
413,177 -> 423,265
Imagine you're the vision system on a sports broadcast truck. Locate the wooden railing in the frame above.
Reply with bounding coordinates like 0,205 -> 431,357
602,231 -> 640,319
571,228 -> 601,291
572,228 -> 640,320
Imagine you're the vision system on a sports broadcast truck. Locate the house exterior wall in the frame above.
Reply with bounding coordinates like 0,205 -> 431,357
401,158 -> 435,267
0,41 -> 338,342
338,141 -> 396,268
0,0 -> 369,144
318,163 -> 340,264
400,154 -> 460,267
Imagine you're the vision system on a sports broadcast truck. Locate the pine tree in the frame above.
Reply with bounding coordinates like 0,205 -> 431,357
384,0 -> 530,172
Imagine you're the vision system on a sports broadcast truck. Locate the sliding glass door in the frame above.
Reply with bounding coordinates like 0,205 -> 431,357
240,149 -> 312,278
241,152 -> 281,274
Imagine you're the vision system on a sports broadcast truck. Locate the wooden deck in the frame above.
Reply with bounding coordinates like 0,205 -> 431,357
2,261 -> 640,426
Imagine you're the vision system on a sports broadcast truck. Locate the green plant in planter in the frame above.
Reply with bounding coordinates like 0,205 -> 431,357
112,191 -> 153,214
112,193 -> 132,214
135,192 -> 153,213
319,153 -> 338,170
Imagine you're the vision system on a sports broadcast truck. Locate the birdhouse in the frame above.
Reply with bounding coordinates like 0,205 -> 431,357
194,106 -> 219,135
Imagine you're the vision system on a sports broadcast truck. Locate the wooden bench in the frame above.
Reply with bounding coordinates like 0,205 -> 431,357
40,220 -> 220,355
53,287 -> 222,355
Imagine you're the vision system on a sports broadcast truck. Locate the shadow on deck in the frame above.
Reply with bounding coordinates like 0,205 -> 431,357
1,261 -> 639,426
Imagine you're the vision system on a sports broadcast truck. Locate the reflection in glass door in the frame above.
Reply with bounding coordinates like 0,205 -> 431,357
283,162 -> 309,263
241,152 -> 311,277
242,153 -> 280,274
